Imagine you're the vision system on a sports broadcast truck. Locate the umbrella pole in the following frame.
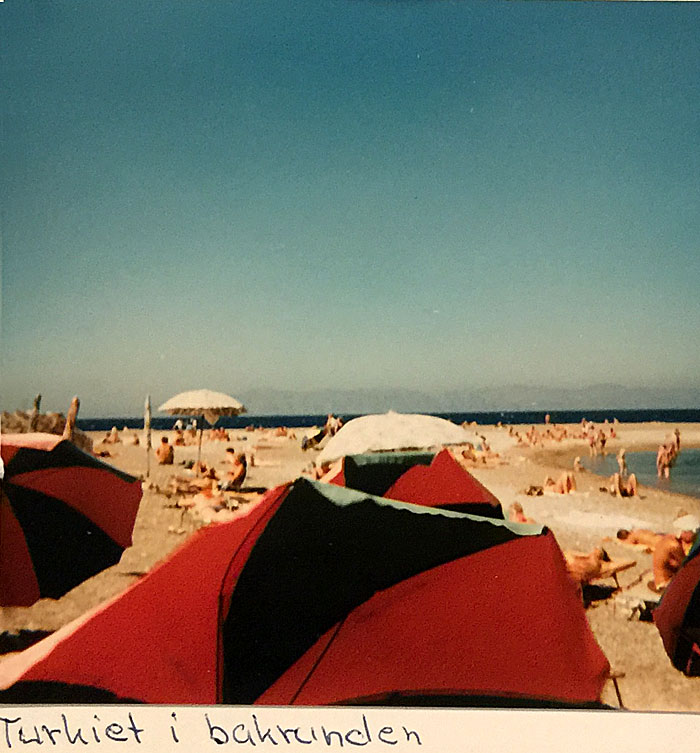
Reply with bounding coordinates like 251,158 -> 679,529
144,394 -> 152,480
197,418 -> 204,468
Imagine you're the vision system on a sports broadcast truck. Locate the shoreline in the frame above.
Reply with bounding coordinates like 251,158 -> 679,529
3,420 -> 700,711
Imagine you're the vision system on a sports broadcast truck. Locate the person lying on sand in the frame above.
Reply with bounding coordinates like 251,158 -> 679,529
564,548 -> 611,585
609,472 -> 638,498
181,479 -> 237,525
616,529 -> 665,553
543,472 -> 576,494
460,444 -> 478,462
507,502 -> 535,524
168,464 -> 218,493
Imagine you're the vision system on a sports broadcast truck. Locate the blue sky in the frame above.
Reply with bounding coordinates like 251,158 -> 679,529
2,0 -> 699,416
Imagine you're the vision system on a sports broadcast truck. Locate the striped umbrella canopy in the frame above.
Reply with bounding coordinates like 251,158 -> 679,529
0,433 -> 142,607
0,478 -> 609,706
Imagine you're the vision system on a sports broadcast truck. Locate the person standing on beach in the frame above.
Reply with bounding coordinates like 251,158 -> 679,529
657,443 -> 672,479
587,432 -> 597,456
617,449 -> 627,477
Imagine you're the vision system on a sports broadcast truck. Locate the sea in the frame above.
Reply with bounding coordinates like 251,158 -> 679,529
583,450 -> 700,500
77,408 -> 700,433
78,407 -> 700,499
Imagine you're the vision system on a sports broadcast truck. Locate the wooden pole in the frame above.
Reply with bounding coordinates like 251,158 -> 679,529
197,415 -> 204,468
62,396 -> 80,442
145,394 -> 152,479
28,394 -> 42,431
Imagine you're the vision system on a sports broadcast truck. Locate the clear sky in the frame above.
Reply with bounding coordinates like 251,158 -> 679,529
2,0 -> 699,417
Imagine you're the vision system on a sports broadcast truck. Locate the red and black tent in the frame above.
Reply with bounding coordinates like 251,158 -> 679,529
326,449 -> 503,518
0,433 -> 142,607
0,477 -> 609,706
654,536 -> 700,675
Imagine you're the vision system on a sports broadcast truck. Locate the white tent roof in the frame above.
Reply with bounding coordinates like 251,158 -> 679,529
317,411 -> 471,464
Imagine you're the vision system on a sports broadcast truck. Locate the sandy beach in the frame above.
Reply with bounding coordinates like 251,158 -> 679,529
2,421 -> 700,711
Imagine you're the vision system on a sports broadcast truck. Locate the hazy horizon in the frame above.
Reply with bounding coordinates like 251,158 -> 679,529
3,1 -> 698,418
5,382 -> 699,420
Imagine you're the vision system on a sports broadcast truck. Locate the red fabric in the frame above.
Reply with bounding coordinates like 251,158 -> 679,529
326,468 -> 345,486
9,466 -> 142,548
0,494 -> 41,607
382,449 -> 500,509
258,532 -> 609,706
654,553 -> 700,661
0,485 -> 290,704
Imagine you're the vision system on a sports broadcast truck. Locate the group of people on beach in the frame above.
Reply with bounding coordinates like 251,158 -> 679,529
657,429 -> 681,479
579,419 -> 616,456
509,424 -> 569,447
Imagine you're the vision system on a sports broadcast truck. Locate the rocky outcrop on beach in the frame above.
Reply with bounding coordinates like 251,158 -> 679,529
1,410 -> 93,453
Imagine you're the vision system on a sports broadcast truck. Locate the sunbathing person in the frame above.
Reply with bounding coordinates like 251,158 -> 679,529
507,502 -> 535,524
460,444 -> 478,463
100,426 -> 121,444
609,472 -> 638,497
616,528 -> 664,552
155,436 -> 174,465
652,534 -> 689,591
219,450 -> 247,491
543,472 -> 576,494
565,548 -> 611,585
192,460 -> 215,476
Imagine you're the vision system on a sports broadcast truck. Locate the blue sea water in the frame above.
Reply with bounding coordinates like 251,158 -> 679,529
582,449 -> 700,500
78,408 -> 700,499
77,408 -> 700,433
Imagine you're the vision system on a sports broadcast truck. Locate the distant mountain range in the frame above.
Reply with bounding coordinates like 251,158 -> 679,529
237,384 -> 700,416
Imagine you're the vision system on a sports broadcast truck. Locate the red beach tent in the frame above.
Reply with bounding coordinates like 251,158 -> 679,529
0,478 -> 609,706
327,448 -> 503,517
0,433 -> 142,607
654,536 -> 700,674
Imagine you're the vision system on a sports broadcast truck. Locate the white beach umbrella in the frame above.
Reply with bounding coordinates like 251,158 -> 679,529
158,389 -> 247,465
158,389 -> 246,426
317,411 -> 472,465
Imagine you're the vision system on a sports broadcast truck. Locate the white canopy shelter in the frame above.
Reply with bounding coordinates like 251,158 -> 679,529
317,411 -> 471,465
